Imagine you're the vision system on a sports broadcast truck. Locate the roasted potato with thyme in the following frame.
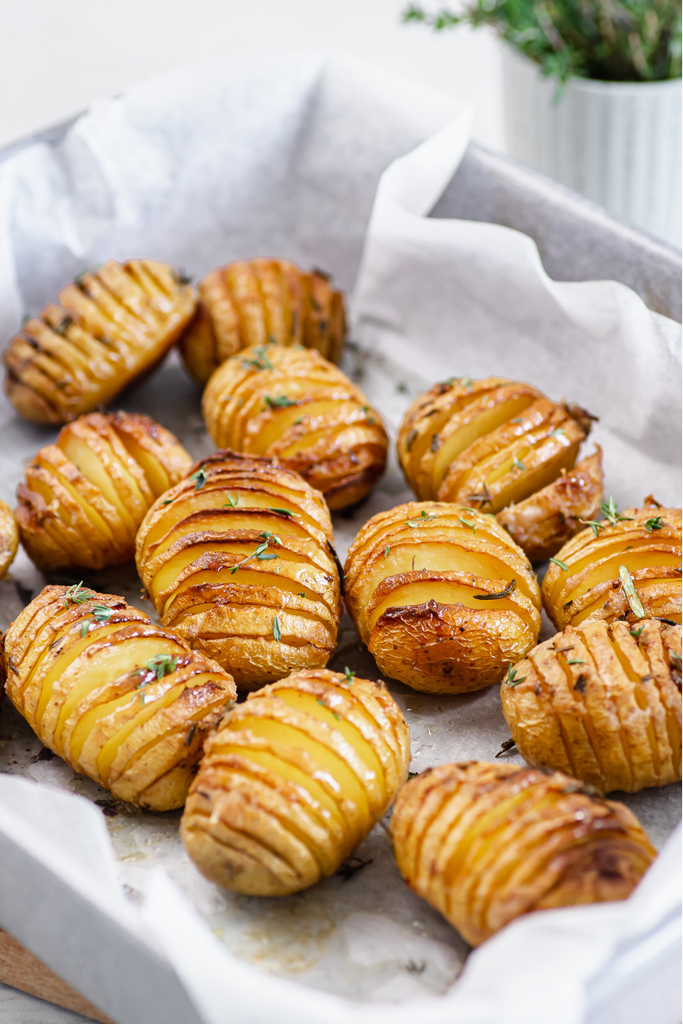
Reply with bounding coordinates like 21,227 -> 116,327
181,668 -> 410,896
0,501 -> 18,581
397,376 -> 601,560
179,258 -> 346,385
391,761 -> 656,947
542,501 -> 681,630
501,618 -> 681,794
4,260 -> 196,424
16,411 -> 193,572
3,585 -> 236,810
202,344 -> 388,510
135,451 -> 342,689
344,502 -> 541,694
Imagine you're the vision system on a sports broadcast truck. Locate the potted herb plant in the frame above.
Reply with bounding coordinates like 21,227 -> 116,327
404,1 -> 682,246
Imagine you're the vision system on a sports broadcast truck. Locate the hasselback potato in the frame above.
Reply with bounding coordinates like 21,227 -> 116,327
181,668 -> 410,896
3,585 -> 236,810
391,761 -> 656,947
0,501 -> 18,581
16,411 -> 193,572
179,258 -> 346,385
4,260 -> 196,424
202,343 -> 388,510
397,375 -> 601,560
501,618 -> 682,793
542,502 -> 682,630
135,451 -> 342,689
344,501 -> 541,694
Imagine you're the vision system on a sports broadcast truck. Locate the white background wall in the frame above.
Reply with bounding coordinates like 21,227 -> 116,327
0,0 -> 504,151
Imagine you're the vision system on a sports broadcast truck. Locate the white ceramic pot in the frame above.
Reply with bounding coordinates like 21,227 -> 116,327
502,47 -> 682,247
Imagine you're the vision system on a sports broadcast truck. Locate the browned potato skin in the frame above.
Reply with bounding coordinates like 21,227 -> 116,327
542,504 -> 682,630
16,411 -> 193,572
344,502 -> 541,694
497,447 -> 603,562
202,344 -> 388,510
181,668 -> 410,896
391,761 -> 656,947
179,258 -> 346,385
3,260 -> 196,424
135,450 -> 342,690
502,619 -> 681,794
397,376 -> 598,560
4,585 -> 236,810
0,501 -> 19,581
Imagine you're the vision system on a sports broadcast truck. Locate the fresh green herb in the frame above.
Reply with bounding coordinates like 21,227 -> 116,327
406,510 -> 438,527
272,615 -> 282,642
265,394 -> 296,409
80,621 -> 89,639
475,579 -> 516,601
505,664 -> 526,686
550,428 -> 566,439
91,605 -> 114,623
260,531 -> 282,546
460,374 -> 472,388
671,651 -> 682,662
581,518 -> 604,537
162,499 -> 174,505
190,467 -> 208,491
140,654 -> 179,679
459,516 -> 476,533
600,496 -> 632,527
361,405 -> 375,424
344,666 -> 356,684
384,546 -> 390,557
242,346 -> 274,371
644,516 -> 663,532
269,506 -> 296,516
298,592 -> 306,598
223,495 -> 239,507
618,564 -> 646,619
510,457 -> 526,472
566,658 -> 585,665
64,582 -> 94,608
549,557 -> 569,571
293,417 -> 304,426
630,625 -> 646,639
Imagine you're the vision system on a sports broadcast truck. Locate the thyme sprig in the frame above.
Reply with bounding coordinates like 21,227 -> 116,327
230,532 -> 281,574
644,516 -> 663,532
64,582 -> 95,608
242,346 -> 274,371
600,496 -> 632,527
265,394 -> 297,409
505,663 -> 526,686
406,510 -> 438,527
134,654 -> 179,681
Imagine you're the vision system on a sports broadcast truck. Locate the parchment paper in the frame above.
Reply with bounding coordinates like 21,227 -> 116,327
0,52 -> 680,1024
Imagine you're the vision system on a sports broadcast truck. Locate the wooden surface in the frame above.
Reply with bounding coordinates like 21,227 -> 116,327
0,929 -> 114,1024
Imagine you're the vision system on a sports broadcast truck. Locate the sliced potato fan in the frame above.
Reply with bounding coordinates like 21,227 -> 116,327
179,257 -> 346,385
4,260 -> 196,424
0,501 -> 18,581
202,343 -> 388,510
181,668 -> 410,896
391,761 -> 656,947
135,450 -> 342,690
16,411 -> 193,571
501,618 -> 681,794
344,501 -> 541,694
3,585 -> 236,810
542,502 -> 682,629
397,375 -> 601,560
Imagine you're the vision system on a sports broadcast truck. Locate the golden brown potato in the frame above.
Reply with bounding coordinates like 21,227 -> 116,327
0,501 -> 19,581
397,376 -> 600,560
4,261 -> 196,424
542,502 -> 681,630
501,618 -> 681,794
3,585 -> 236,810
179,258 -> 346,385
344,502 -> 541,694
16,411 -> 193,572
202,343 -> 388,510
181,668 -> 410,896
135,450 -> 342,689
391,761 -> 655,947
497,447 -> 603,562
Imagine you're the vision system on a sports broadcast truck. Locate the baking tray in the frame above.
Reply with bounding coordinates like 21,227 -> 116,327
0,100 -> 680,1024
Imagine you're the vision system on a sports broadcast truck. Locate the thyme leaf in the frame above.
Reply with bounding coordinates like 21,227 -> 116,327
549,557 -> 569,571
619,564 -> 646,619
644,516 -> 663,532
510,457 -> 526,472
406,510 -> 438,527
269,507 -> 297,516
272,615 -> 282,642
344,666 -> 356,684
505,663 -> 526,686
264,394 -> 296,409
242,346 -> 274,371
190,467 -> 207,491
600,496 -> 632,527
475,578 -> 516,601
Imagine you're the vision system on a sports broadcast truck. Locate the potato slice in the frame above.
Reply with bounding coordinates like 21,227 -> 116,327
542,502 -> 682,629
0,501 -> 18,582
3,260 -> 196,424
135,450 -> 343,689
178,258 -> 346,385
4,585 -> 236,811
180,668 -> 410,895
16,411 -> 193,571
202,343 -> 387,510
390,761 -> 656,947
397,376 -> 599,560
344,501 -> 541,694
